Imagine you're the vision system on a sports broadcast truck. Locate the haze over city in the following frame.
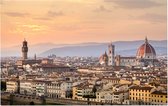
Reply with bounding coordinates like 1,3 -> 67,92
1,0 -> 167,105
1,0 -> 167,48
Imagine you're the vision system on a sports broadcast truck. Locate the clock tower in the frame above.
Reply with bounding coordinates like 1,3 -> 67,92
22,39 -> 28,60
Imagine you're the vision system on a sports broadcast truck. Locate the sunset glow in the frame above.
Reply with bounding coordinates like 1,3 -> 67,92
1,0 -> 167,48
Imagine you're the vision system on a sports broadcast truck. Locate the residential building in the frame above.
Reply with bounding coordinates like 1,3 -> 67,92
150,91 -> 167,105
47,81 -> 62,98
6,80 -> 18,93
20,80 -> 35,95
129,86 -> 154,105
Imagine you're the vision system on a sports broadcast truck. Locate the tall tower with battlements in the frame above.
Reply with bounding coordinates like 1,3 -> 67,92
22,39 -> 28,60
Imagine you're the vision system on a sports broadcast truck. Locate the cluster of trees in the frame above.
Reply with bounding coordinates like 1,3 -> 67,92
1,81 -> 6,91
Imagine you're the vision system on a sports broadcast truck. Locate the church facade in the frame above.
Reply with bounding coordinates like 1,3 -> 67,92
99,37 -> 159,67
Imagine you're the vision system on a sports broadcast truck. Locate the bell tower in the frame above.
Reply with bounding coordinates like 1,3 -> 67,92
108,42 -> 115,66
22,39 -> 28,60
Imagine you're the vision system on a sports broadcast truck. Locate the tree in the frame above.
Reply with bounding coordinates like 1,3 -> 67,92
41,96 -> 46,105
9,94 -> 14,105
1,81 -> 6,91
30,101 -> 35,105
92,85 -> 97,93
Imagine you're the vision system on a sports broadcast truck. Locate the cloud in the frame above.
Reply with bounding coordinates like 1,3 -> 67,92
47,11 -> 64,17
33,17 -> 51,21
53,24 -> 104,31
32,11 -> 64,21
4,12 -> 29,17
104,0 -> 162,9
0,0 -> 3,5
137,13 -> 167,23
94,5 -> 112,12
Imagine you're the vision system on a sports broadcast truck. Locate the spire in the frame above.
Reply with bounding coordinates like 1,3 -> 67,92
109,41 -> 113,47
105,51 -> 107,55
34,54 -> 36,60
145,36 -> 148,43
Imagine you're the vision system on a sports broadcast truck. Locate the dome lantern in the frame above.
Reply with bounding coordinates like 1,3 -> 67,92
136,37 -> 156,59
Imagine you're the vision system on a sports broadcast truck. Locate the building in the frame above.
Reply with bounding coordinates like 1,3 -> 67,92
16,39 -> 41,66
41,58 -> 53,64
96,89 -> 113,103
99,51 -> 108,66
22,39 -> 28,60
129,86 -> 154,105
72,82 -> 94,100
6,80 -> 19,93
16,59 -> 41,66
102,77 -> 120,84
150,91 -> 167,105
115,56 -> 136,67
20,80 -> 36,95
108,42 -> 115,66
47,81 -> 62,98
60,81 -> 73,98
34,80 -> 51,97
136,37 -> 158,67
112,91 -> 129,104
100,37 -> 159,67
39,64 -> 71,74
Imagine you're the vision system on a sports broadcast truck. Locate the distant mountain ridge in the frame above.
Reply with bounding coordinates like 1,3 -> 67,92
1,40 -> 167,57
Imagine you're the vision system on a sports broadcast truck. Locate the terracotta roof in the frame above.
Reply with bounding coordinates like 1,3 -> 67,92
102,77 -> 120,81
120,57 -> 136,59
41,64 -> 69,68
129,86 -> 153,91
136,38 -> 156,58
113,91 -> 128,95
151,91 -> 167,95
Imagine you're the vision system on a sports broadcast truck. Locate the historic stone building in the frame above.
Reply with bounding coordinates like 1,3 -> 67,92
108,43 -> 115,66
22,39 -> 28,60
99,37 -> 159,67
136,37 -> 158,67
16,39 -> 41,66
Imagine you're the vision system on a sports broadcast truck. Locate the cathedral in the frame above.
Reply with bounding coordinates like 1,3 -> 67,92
99,37 -> 159,67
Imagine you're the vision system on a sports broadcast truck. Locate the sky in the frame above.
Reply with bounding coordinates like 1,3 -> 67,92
1,0 -> 167,48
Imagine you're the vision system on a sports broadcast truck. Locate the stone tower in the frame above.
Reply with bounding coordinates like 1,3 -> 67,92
22,39 -> 28,60
108,42 -> 115,66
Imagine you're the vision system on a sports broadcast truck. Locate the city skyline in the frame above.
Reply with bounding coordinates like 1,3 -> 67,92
1,0 -> 167,48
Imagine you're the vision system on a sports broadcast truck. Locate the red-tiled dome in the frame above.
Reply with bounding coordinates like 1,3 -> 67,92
136,37 -> 156,59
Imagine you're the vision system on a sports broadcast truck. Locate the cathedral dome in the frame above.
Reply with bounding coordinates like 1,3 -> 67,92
136,37 -> 156,59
